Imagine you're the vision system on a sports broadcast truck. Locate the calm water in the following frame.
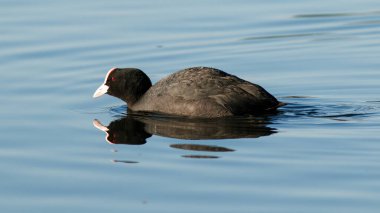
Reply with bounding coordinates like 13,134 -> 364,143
1,0 -> 380,212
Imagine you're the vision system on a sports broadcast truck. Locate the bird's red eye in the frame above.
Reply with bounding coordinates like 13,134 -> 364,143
111,77 -> 116,81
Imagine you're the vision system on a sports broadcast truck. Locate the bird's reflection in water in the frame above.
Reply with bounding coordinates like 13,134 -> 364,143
94,116 -> 151,145
112,160 -> 139,164
170,143 -> 234,159
93,113 -> 277,161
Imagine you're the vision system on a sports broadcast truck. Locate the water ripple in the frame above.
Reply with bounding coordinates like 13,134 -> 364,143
294,11 -> 380,19
279,97 -> 380,123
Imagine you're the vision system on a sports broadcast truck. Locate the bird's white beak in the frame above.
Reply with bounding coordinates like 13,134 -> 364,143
93,84 -> 109,98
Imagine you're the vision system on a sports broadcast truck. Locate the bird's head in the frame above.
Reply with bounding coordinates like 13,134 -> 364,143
93,68 -> 152,105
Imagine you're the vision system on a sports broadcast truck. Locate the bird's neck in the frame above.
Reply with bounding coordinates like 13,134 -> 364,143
122,84 -> 152,107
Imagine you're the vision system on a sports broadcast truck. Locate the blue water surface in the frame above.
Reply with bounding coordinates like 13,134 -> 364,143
1,0 -> 380,212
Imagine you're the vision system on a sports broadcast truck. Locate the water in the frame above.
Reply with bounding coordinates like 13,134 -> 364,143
1,0 -> 380,212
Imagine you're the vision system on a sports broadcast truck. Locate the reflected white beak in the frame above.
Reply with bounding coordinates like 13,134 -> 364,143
93,119 -> 113,144
93,84 -> 109,98
93,119 -> 109,132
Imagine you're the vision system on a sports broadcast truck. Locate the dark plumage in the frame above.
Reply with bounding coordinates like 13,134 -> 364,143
93,67 -> 284,118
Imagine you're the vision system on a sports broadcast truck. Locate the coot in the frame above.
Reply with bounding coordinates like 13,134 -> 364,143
93,67 -> 284,117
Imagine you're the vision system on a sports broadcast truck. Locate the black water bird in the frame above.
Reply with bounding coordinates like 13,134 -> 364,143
93,67 -> 284,117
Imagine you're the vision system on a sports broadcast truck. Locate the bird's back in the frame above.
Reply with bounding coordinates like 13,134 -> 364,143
131,67 -> 280,117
